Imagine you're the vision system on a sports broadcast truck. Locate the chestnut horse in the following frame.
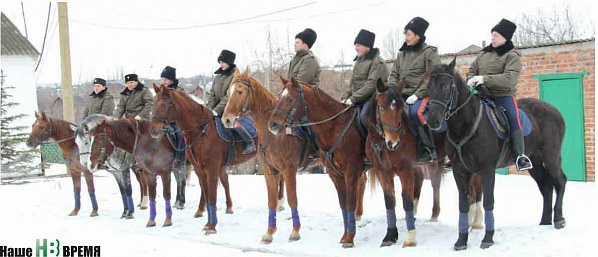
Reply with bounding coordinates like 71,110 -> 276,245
87,118 -> 190,227
26,111 -> 98,217
150,84 -> 256,234
268,78 -> 367,248
367,79 -> 484,247
425,59 -> 567,250
220,70 -> 367,244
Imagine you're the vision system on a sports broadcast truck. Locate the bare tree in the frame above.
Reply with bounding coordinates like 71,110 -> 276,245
513,5 -> 594,47
382,27 -> 404,59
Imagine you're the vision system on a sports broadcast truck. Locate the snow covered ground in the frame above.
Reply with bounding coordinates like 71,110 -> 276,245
1,166 -> 596,257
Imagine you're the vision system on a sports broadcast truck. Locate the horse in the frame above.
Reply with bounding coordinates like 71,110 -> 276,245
425,58 -> 567,250
77,115 -> 193,216
150,84 -> 255,234
87,118 -> 189,227
268,77 -> 368,248
26,111 -> 98,217
220,69 -> 367,244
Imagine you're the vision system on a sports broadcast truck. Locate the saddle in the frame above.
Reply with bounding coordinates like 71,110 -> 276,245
214,116 -> 257,167
482,99 -> 532,139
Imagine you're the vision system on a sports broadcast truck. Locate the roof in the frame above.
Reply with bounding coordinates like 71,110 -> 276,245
1,12 -> 40,57
441,38 -> 595,57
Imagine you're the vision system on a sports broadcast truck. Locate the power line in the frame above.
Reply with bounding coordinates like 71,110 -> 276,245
70,2 -> 317,31
21,2 -> 28,39
35,3 -> 52,71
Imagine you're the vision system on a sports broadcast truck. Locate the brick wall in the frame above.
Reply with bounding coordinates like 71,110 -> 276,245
440,40 -> 595,181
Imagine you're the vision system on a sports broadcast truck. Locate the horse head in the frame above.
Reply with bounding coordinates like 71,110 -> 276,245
426,57 -> 459,130
268,76 -> 308,135
76,114 -> 113,168
150,83 -> 178,138
88,120 -> 115,172
374,79 -> 407,151
27,111 -> 55,147
222,68 -> 252,128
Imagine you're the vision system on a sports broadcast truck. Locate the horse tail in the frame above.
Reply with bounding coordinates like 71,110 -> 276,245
368,168 -> 378,196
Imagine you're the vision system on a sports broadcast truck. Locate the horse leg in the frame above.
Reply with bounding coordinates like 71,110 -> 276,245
133,170 -> 148,210
122,169 -> 135,219
109,169 -> 129,218
543,154 -> 567,229
277,177 -> 285,212
82,170 -> 98,217
341,172 -> 360,248
469,174 -> 484,230
219,169 -> 233,214
356,172 -> 367,221
172,167 -> 184,210
144,173 -> 158,227
453,170 -> 473,251
69,170 -> 81,216
283,171 -> 301,242
400,170 -> 417,248
204,168 -> 220,235
329,173 -> 348,245
480,171 -> 496,249
376,169 -> 398,247
161,172 -> 173,227
429,166 -> 442,221
413,168 -> 424,217
194,169 -> 207,218
261,169 -> 281,244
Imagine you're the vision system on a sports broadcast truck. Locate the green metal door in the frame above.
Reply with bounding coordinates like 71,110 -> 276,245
535,72 -> 588,181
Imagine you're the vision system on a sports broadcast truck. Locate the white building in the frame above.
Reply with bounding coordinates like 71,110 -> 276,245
1,12 -> 40,130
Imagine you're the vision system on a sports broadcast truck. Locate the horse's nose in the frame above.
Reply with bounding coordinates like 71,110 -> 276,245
223,117 -> 232,128
385,139 -> 399,151
269,122 -> 281,134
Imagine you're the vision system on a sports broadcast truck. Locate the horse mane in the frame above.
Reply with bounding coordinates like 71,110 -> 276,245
236,72 -> 278,111
103,119 -> 135,140
299,84 -> 354,123
77,114 -> 115,137
169,89 -> 212,120
48,117 -> 76,138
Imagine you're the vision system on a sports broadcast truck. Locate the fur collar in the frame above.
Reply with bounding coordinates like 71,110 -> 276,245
353,48 -> 379,61
482,40 -> 514,56
399,36 -> 426,52
214,64 -> 237,75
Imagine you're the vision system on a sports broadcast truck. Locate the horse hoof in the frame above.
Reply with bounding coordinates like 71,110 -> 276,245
554,219 -> 566,229
126,213 -> 134,219
480,242 -> 494,249
277,205 -> 285,212
68,210 -> 79,216
402,241 -> 417,248
90,210 -> 99,217
140,206 -> 148,210
355,215 -> 362,221
380,240 -> 395,247
470,224 -> 484,230
146,220 -> 156,227
194,212 -> 204,218
261,234 -> 273,244
204,229 -> 217,235
288,231 -> 301,242
341,242 -> 354,248
163,218 -> 173,227
429,217 -> 439,222
454,245 -> 467,251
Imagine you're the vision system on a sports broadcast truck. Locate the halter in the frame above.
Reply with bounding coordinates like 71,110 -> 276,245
151,94 -> 175,126
373,99 -> 404,150
90,127 -> 111,168
274,83 -> 309,128
427,72 -> 473,121
231,79 -> 253,119
31,119 -> 53,144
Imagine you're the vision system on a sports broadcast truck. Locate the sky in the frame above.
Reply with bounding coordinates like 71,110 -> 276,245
2,0 -> 596,85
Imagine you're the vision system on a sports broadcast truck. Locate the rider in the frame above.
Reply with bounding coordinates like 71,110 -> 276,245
159,66 -> 187,170
388,17 -> 440,163
84,78 -> 115,118
206,49 -> 255,155
288,28 -> 321,86
341,29 -> 389,123
466,18 -> 532,171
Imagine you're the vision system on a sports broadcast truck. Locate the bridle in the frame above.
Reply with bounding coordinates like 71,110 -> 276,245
273,83 -> 309,128
151,94 -> 175,127
373,95 -> 404,151
426,72 -> 473,121
231,79 -> 253,119
30,119 -> 52,144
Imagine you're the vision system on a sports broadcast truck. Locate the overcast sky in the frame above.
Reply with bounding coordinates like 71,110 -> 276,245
3,0 -> 595,85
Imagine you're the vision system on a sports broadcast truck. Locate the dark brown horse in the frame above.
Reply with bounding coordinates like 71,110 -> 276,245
268,78 -> 367,248
220,70 -> 367,244
425,59 -> 567,250
367,79 -> 484,247
87,118 -> 189,227
150,84 -> 256,234
26,111 -> 98,217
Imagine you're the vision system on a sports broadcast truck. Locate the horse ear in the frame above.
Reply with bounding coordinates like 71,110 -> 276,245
234,68 -> 241,77
447,56 -> 457,73
243,67 -> 250,76
69,124 -> 78,132
41,111 -> 47,121
290,77 -> 300,89
35,111 -> 40,119
279,75 -> 289,86
397,79 -> 406,92
153,83 -> 160,93
376,78 -> 387,92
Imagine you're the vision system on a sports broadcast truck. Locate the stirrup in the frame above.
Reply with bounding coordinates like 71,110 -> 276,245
516,154 -> 533,171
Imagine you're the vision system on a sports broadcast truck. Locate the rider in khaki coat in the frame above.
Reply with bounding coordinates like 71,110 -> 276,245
287,28 -> 321,86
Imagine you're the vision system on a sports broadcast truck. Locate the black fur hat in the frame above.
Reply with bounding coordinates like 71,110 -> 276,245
295,28 -> 317,49
93,78 -> 106,86
217,49 -> 236,65
404,17 -> 429,37
354,29 -> 375,48
492,18 -> 517,41
124,74 -> 138,82
160,66 -> 176,81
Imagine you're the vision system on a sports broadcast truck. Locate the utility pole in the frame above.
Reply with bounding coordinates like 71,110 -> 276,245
58,2 -> 75,123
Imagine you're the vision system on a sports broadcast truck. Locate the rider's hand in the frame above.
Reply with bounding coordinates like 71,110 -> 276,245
406,95 -> 418,105
211,110 -> 219,117
341,99 -> 353,105
467,76 -> 484,88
